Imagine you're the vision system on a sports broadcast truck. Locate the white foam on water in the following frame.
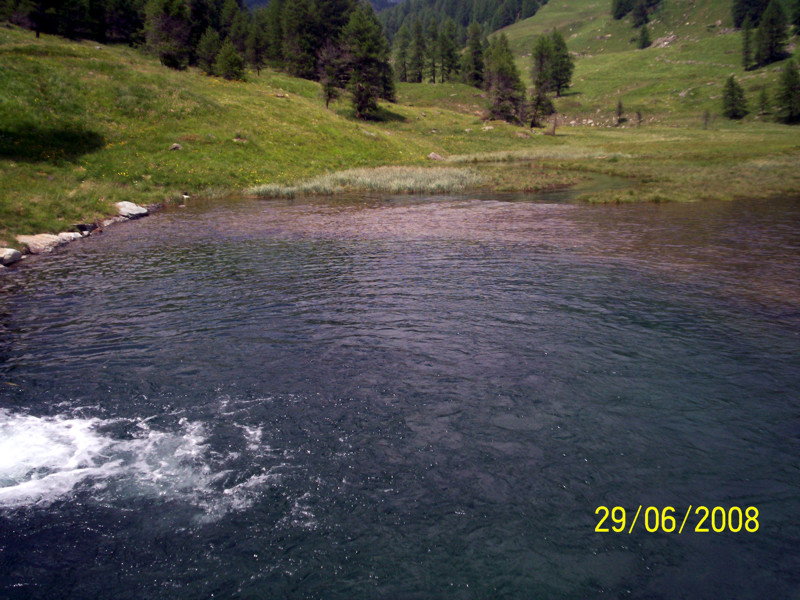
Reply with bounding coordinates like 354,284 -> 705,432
0,410 -> 281,516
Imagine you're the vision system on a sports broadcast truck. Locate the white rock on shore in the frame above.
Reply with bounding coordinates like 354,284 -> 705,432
16,234 -> 62,254
115,201 -> 149,219
1,248 -> 22,265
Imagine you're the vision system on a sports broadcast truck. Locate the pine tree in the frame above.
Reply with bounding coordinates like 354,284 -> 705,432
732,0 -> 770,28
213,39 -> 245,79
461,21 -> 484,87
341,3 -> 393,118
742,18 -> 753,69
426,20 -> 439,83
228,10 -> 249,55
549,29 -> 574,96
440,18 -> 460,83
530,34 -> 553,93
485,33 -> 525,123
145,0 -> 192,69
612,0 -> 633,20
529,34 -> 554,127
408,19 -> 426,83
793,0 -> 800,33
245,13 -> 268,75
281,0 -> 317,78
264,0 -> 284,63
775,59 -> 800,123
197,26 -> 221,74
758,85 -> 770,114
318,38 -> 342,108
394,24 -> 410,82
638,23 -> 651,48
754,0 -> 788,66
632,0 -> 648,27
722,75 -> 748,119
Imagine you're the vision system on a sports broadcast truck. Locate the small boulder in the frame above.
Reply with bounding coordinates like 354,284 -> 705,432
515,131 -> 532,139
17,234 -> 61,254
0,248 -> 22,266
170,143 -> 183,151
115,201 -> 149,219
57,232 -> 82,244
427,152 -> 444,161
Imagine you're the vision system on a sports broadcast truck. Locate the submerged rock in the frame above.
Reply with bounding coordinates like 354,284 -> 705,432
115,201 -> 149,219
1,248 -> 22,265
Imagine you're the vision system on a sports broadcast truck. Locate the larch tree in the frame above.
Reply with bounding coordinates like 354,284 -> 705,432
394,24 -> 410,82
485,33 -> 526,123
408,19 -> 425,83
461,21 -> 484,88
775,59 -> 800,123
722,75 -> 748,119
754,0 -> 788,66
341,3 -> 393,118
145,0 -> 192,69
549,29 -> 574,96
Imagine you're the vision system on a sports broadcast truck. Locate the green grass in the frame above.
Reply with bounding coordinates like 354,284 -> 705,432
499,0 -> 796,124
249,165 -> 483,197
0,26 -> 531,244
2,4 -> 799,246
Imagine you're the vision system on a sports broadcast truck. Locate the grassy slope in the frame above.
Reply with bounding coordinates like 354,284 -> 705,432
0,26 -> 530,243
501,0 -> 794,124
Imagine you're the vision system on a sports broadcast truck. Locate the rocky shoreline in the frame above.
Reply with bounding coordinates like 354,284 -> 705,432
0,201 -> 157,270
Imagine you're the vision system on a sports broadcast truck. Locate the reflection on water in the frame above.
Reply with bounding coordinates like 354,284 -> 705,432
0,193 -> 798,599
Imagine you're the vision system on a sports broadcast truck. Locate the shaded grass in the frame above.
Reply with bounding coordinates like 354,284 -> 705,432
249,166 -> 482,197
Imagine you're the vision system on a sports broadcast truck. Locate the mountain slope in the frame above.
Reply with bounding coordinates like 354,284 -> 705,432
499,0 -> 794,123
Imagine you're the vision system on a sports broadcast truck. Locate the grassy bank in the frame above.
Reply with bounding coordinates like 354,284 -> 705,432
0,27 -> 529,244
2,14 -> 799,246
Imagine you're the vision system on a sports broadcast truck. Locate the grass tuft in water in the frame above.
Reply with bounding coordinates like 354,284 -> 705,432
249,166 -> 482,198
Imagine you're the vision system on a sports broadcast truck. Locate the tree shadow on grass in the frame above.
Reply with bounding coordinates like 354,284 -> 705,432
364,105 -> 407,123
0,125 -> 105,163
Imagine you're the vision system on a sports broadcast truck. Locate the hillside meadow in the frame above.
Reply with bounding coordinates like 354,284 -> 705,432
2,1 -> 800,246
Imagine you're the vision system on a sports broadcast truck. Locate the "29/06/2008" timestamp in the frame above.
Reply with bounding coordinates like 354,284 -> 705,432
594,506 -> 759,534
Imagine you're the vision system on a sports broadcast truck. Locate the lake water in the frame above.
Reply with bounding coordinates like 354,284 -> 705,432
1,193 -> 799,599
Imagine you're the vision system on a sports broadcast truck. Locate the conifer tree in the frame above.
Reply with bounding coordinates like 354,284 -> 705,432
440,18 -> 460,82
632,0 -> 648,27
754,0 -> 788,66
461,21 -> 484,88
758,85 -> 770,114
145,0 -> 192,69
341,3 -> 393,118
732,0 -> 770,28
742,18 -> 753,69
549,29 -> 574,96
638,23 -> 651,48
318,38 -> 342,108
529,34 -> 554,127
281,0 -> 317,78
228,10 -> 249,54
264,0 -> 284,63
245,12 -> 268,75
426,20 -> 439,83
722,75 -> 748,119
612,0 -> 633,20
775,59 -> 800,123
793,0 -> 800,33
408,19 -> 426,83
213,38 -> 245,79
485,33 -> 525,123
197,26 -> 221,74
394,24 -> 410,82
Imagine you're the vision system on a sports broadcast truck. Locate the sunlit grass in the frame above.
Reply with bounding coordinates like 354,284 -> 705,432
249,166 -> 482,197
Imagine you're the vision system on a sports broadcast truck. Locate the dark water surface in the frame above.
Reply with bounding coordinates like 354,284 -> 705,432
1,193 -> 799,599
